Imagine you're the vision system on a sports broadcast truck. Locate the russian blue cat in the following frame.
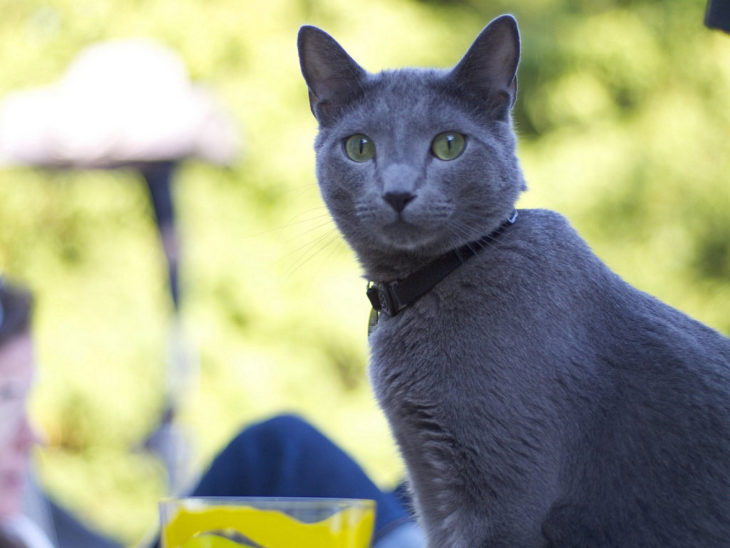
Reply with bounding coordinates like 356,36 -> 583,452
298,15 -> 730,547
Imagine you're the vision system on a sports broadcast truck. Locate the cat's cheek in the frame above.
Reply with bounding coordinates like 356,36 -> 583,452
317,164 -> 358,204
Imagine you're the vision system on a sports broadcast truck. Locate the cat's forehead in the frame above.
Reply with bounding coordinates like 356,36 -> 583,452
371,67 -> 447,95
344,68 -> 468,132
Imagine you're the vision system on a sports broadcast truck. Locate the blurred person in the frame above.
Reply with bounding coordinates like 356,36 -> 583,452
0,279 -> 119,548
0,279 -> 49,548
1,278 -> 422,547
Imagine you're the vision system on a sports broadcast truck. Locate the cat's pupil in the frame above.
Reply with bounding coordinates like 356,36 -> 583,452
432,131 -> 465,160
345,134 -> 375,162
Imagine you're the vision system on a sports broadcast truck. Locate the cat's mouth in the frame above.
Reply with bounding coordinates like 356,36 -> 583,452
379,220 -> 440,251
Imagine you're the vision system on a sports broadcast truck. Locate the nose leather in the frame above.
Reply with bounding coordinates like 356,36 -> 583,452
380,163 -> 419,213
383,191 -> 415,212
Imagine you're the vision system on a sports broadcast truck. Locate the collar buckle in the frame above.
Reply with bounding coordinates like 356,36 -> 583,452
367,281 -> 403,317
366,211 -> 518,330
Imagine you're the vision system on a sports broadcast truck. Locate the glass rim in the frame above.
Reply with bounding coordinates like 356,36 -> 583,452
160,496 -> 376,507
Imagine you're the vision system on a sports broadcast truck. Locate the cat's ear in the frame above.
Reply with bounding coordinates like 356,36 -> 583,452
449,15 -> 520,119
298,26 -> 367,126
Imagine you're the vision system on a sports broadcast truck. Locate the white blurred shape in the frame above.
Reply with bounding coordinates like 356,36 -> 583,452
0,38 -> 238,168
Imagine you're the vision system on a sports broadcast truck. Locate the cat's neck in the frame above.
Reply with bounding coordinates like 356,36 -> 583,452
360,213 -> 517,282
364,243 -> 496,281
361,252 -> 428,282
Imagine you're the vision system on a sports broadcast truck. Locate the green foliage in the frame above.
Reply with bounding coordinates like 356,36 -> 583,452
1,0 -> 728,544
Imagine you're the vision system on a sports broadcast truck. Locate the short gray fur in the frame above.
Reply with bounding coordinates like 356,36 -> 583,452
298,15 -> 730,547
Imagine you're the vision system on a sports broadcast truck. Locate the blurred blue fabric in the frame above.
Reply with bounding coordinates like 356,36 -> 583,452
190,414 -> 415,544
706,0 -> 730,32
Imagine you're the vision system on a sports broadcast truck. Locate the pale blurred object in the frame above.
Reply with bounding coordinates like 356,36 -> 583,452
0,39 -> 238,494
0,38 -> 238,168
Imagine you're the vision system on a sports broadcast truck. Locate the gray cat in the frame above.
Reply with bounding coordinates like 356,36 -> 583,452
297,15 -> 730,548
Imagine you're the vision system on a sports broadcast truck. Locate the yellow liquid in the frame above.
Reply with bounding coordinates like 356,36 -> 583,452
162,504 -> 375,548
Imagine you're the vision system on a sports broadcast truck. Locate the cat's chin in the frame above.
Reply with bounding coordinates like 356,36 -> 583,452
380,238 -> 430,253
376,222 -> 444,253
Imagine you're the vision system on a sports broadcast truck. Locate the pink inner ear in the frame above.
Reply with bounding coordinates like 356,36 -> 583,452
298,26 -> 367,125
443,17 -> 520,118
451,15 -> 520,96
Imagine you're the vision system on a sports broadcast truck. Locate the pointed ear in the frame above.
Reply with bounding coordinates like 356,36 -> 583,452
449,15 -> 520,119
297,26 -> 367,126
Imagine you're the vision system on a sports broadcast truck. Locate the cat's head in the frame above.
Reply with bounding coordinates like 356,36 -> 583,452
298,16 -> 526,279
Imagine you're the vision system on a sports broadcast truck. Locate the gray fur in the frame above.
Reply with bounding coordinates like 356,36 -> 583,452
298,15 -> 730,547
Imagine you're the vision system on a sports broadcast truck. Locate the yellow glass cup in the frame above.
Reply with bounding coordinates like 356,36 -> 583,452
159,497 -> 376,548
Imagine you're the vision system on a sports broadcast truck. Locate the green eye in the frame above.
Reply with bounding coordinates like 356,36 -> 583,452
345,134 -> 375,162
431,132 -> 465,160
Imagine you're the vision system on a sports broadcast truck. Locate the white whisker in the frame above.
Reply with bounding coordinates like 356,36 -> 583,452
281,229 -> 344,279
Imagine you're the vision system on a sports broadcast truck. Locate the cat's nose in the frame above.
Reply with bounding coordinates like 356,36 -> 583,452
383,191 -> 416,213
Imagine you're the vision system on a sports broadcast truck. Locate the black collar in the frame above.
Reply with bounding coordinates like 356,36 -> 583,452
367,211 -> 517,330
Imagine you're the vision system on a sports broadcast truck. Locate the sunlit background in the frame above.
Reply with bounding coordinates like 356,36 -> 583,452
1,0 -> 728,544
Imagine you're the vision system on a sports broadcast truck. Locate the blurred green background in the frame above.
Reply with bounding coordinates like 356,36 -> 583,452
0,0 -> 728,544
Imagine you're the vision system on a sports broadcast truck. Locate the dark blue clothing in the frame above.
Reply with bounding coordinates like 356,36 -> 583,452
47,498 -> 121,548
706,0 -> 730,32
190,414 -> 412,542
141,160 -> 179,309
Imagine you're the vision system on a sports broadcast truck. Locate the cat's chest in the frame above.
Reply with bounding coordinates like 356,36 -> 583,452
368,301 -> 476,447
367,291 -> 485,408
365,273 -> 552,439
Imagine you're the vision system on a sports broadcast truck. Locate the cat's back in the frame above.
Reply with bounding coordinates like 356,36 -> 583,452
505,209 -> 730,356
510,213 -> 730,547
506,208 -> 730,405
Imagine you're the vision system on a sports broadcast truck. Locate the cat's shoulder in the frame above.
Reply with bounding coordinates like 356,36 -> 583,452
506,208 -> 592,257
511,208 -> 578,238
483,207 -> 612,284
